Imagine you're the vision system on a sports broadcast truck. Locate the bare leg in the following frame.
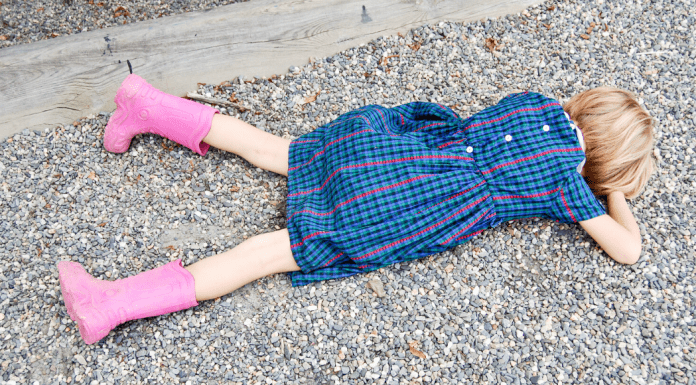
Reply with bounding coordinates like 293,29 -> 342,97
184,229 -> 299,301
203,114 -> 291,176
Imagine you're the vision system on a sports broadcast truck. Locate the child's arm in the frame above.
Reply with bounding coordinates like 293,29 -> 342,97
579,191 -> 642,264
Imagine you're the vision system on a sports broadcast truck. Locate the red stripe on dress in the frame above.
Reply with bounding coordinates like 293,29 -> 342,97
437,103 -> 457,118
560,188 -> 577,222
438,138 -> 466,149
454,229 -> 485,242
288,129 -> 373,171
441,208 -> 492,245
481,148 -> 582,175
492,187 -> 561,200
292,139 -> 320,144
454,102 -> 559,134
288,174 -> 434,221
414,122 -> 446,132
358,264 -> 374,269
321,252 -> 344,267
289,150 -> 325,172
288,155 -> 473,198
416,180 -> 486,214
376,109 -> 394,134
290,231 -> 332,249
400,114 -> 404,125
353,194 -> 491,261
452,213 -> 496,242
327,129 -> 373,147
328,115 -> 370,128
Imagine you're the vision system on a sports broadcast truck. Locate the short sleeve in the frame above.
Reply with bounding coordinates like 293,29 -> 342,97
551,172 -> 606,223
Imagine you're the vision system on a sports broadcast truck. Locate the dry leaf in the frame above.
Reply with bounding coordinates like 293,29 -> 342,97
304,91 -> 320,104
114,6 -> 130,17
544,24 -> 551,30
51,33 -> 60,38
409,341 -> 427,359
97,223 -> 107,227
408,41 -> 421,51
0,36 -> 7,41
580,34 -> 590,40
547,5 -> 556,11
485,38 -> 499,52
161,141 -> 177,151
230,186 -> 240,192
586,26 -> 593,34
37,7 -> 44,12
87,171 -> 96,180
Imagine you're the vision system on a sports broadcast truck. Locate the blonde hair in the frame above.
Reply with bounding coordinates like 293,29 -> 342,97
563,87 -> 655,199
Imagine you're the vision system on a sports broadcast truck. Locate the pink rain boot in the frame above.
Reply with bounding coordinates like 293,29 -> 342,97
104,74 -> 218,155
57,259 -> 198,344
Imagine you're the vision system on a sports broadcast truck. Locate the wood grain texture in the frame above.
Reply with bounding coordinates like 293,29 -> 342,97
0,0 -> 541,138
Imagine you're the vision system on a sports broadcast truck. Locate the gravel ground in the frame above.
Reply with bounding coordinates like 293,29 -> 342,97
1,0 -> 695,384
0,0 -> 246,49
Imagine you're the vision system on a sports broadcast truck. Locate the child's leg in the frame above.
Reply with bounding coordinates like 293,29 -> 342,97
104,75 -> 292,175
203,115 -> 291,176
58,229 -> 299,344
186,229 -> 299,300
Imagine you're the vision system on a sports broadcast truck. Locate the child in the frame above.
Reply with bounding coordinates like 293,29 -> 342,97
57,74 -> 655,344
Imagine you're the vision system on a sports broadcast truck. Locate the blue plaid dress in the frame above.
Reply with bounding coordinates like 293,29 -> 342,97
286,92 -> 605,286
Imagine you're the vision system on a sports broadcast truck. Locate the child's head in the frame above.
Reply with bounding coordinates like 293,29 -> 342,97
564,87 -> 655,199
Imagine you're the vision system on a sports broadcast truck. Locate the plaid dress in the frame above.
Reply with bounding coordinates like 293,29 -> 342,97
286,92 -> 605,286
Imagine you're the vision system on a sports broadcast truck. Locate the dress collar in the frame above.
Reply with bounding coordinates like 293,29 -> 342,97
565,112 -> 586,174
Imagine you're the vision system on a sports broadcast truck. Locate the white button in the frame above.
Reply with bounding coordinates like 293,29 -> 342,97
466,146 -> 473,153
505,135 -> 512,142
543,125 -> 550,132
564,112 -> 571,120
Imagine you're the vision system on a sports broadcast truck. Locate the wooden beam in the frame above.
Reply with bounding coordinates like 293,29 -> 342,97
0,0 -> 541,138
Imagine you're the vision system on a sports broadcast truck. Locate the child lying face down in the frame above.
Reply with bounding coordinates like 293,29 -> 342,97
58,74 -> 654,344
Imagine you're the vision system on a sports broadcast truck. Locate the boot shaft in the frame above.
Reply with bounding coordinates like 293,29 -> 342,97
105,74 -> 218,155
58,259 -> 198,344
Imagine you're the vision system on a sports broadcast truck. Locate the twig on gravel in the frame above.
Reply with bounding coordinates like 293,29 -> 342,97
186,92 -> 251,112
635,50 -> 675,56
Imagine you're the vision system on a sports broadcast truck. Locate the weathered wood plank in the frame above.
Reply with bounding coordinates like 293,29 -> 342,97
0,0 -> 541,138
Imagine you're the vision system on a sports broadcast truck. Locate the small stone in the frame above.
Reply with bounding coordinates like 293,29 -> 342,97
366,279 -> 386,297
74,355 -> 87,365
